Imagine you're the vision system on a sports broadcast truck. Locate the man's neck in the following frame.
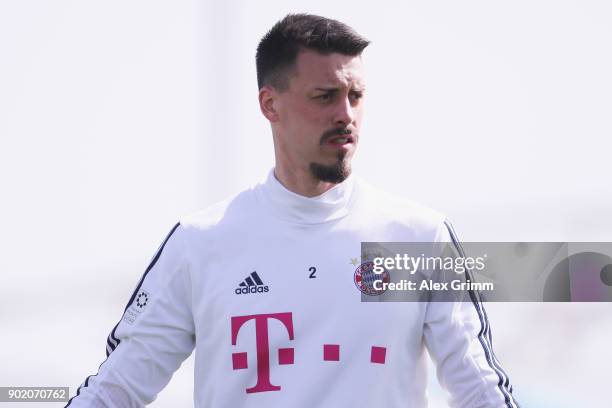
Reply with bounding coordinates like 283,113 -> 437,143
273,165 -> 337,198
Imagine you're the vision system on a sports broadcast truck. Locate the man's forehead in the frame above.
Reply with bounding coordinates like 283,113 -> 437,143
293,49 -> 365,89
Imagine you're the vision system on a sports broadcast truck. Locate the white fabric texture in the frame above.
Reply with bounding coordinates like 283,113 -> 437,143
66,170 -> 519,408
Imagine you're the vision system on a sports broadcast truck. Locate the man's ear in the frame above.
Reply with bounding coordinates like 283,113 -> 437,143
259,85 -> 280,122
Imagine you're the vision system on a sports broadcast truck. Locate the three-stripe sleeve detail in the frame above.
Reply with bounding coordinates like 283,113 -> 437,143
66,222 -> 181,407
443,220 -> 520,408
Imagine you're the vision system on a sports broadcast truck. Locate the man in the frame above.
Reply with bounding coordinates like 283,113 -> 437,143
67,14 -> 520,407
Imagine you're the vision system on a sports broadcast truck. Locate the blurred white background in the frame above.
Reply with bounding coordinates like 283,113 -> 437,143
1,1 -> 611,407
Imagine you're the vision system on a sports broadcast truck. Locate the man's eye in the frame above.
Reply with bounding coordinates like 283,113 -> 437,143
317,93 -> 332,101
350,91 -> 363,101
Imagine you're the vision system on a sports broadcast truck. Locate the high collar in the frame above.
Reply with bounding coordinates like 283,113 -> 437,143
258,168 -> 356,224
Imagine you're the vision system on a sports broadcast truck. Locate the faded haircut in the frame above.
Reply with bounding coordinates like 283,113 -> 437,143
256,14 -> 370,91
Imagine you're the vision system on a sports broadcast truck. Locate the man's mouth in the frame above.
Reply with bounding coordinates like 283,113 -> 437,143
326,134 -> 355,145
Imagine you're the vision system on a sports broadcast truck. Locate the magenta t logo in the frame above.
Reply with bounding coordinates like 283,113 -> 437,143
231,312 -> 294,393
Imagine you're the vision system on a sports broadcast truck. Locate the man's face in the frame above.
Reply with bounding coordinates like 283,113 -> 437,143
268,49 -> 365,183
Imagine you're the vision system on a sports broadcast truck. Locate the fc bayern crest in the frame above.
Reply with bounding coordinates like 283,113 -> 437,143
354,261 -> 391,296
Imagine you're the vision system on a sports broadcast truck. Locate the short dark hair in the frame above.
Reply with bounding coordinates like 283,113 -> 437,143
256,14 -> 370,91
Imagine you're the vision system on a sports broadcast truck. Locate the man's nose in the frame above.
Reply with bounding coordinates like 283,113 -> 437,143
333,96 -> 356,127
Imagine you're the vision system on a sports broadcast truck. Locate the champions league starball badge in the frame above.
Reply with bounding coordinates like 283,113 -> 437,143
354,261 -> 390,296
136,291 -> 149,308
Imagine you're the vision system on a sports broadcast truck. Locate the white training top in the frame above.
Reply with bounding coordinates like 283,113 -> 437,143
66,170 -> 519,408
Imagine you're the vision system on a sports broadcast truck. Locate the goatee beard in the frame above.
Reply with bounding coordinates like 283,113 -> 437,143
309,153 -> 351,184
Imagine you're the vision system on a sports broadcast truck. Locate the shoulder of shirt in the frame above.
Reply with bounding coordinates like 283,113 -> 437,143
176,184 -> 259,233
354,176 -> 448,232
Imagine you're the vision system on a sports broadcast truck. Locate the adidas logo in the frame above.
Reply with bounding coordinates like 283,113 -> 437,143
235,271 -> 269,295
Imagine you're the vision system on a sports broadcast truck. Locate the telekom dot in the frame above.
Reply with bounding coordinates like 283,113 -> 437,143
278,348 -> 294,365
232,352 -> 248,370
323,344 -> 340,361
371,346 -> 386,364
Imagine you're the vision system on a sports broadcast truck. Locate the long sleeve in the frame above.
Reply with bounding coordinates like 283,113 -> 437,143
423,220 -> 520,408
66,223 -> 195,407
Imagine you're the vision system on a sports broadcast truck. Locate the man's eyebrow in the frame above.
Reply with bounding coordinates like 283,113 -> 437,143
313,86 -> 366,92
